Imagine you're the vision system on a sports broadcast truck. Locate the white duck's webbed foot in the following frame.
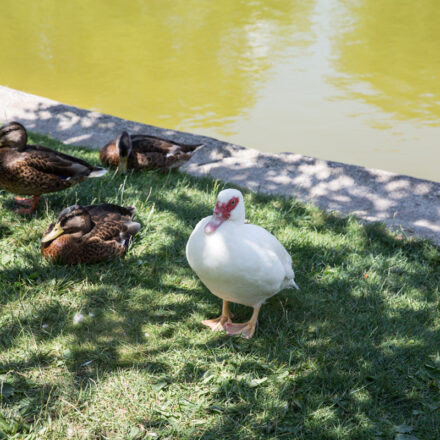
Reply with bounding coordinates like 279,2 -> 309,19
225,321 -> 256,339
224,304 -> 262,339
202,315 -> 232,332
202,300 -> 233,332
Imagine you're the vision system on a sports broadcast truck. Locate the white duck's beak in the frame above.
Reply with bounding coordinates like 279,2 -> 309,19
204,213 -> 225,234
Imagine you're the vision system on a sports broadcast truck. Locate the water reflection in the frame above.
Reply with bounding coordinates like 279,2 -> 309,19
1,0 -> 439,181
0,0 -> 314,134
332,0 -> 440,125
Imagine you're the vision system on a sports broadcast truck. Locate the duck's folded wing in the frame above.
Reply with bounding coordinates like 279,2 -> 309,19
245,224 -> 295,279
132,135 -> 172,153
132,135 -> 202,153
86,204 -> 135,222
81,236 -> 128,262
88,221 -> 125,242
133,151 -> 168,170
88,219 -> 139,242
23,145 -> 94,178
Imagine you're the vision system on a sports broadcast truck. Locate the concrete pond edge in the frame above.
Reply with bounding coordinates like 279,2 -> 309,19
1,85 -> 439,246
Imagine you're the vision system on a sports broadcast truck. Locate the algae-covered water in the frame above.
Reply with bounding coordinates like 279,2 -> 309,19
1,0 -> 439,181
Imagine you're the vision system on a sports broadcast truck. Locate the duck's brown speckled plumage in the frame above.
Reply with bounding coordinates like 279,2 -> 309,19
0,143 -> 100,195
41,204 -> 141,264
100,132 -> 202,171
0,122 -> 107,213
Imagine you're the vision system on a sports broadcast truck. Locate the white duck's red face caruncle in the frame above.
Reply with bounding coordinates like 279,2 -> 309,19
204,196 -> 240,234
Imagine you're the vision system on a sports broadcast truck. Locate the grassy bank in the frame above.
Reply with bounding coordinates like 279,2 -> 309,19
1,133 -> 440,439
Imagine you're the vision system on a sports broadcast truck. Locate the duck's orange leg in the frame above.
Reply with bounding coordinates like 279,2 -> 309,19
202,300 -> 234,332
225,304 -> 262,339
14,196 -> 34,207
14,195 -> 41,214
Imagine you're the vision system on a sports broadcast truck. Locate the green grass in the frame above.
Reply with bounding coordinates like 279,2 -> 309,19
1,132 -> 440,439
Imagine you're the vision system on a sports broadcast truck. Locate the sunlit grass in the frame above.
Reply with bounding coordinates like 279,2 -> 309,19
1,133 -> 440,439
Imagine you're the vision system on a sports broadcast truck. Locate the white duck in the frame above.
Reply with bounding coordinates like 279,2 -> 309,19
186,188 -> 299,339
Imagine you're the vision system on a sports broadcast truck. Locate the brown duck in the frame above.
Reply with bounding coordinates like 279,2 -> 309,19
100,131 -> 202,173
0,122 -> 107,214
41,203 -> 141,264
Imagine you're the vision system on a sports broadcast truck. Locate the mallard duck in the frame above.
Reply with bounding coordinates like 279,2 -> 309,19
186,189 -> 299,339
0,122 -> 107,214
41,203 -> 141,264
100,131 -> 202,173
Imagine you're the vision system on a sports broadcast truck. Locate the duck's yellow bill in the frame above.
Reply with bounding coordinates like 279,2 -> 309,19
41,222 -> 64,243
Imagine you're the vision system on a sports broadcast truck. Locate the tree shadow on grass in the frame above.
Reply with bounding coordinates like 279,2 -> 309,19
1,163 -> 440,438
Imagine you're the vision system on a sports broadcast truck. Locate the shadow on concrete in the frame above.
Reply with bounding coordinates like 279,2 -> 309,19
1,85 -> 439,246
182,142 -> 440,246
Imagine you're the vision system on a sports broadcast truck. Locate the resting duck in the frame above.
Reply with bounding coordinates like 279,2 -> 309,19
186,189 -> 299,339
41,203 -> 141,264
99,131 -> 202,173
0,122 -> 107,214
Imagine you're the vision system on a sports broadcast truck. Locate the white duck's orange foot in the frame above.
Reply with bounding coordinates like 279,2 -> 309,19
225,321 -> 257,339
202,313 -> 233,332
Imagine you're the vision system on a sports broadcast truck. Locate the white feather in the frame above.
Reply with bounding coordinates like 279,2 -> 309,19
186,189 -> 298,307
88,168 -> 107,178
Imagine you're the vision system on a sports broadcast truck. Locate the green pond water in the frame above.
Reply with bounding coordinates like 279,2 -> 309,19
1,0 -> 439,181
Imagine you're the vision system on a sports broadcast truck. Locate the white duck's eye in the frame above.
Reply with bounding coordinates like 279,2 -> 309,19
231,200 -> 236,205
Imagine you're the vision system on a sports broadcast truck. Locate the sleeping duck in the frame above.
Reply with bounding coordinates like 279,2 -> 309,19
100,131 -> 202,173
41,203 -> 141,264
186,189 -> 299,339
0,122 -> 107,214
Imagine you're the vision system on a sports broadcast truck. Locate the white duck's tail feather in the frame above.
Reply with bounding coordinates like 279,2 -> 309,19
281,277 -> 299,291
